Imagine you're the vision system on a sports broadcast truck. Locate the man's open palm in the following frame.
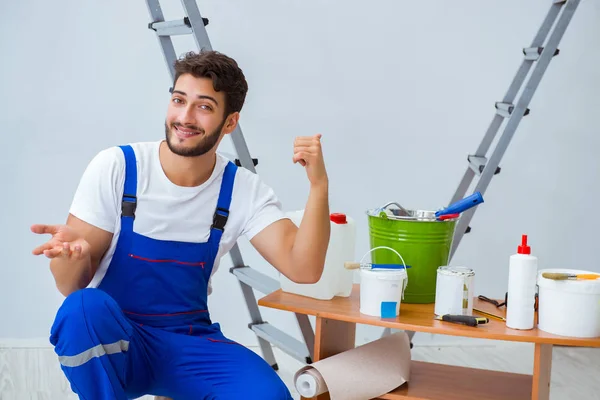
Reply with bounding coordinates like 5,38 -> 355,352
31,224 -> 90,260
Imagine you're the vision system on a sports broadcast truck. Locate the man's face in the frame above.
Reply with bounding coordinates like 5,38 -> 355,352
165,73 -> 231,157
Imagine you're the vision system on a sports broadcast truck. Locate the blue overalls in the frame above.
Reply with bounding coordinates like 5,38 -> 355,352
49,145 -> 293,400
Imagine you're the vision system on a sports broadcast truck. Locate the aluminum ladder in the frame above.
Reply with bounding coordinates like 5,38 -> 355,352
380,0 -> 582,340
447,0 -> 581,258
144,0 -> 315,369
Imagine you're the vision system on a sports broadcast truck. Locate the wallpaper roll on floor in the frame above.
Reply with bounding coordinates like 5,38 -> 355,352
293,331 -> 411,400
295,367 -> 329,397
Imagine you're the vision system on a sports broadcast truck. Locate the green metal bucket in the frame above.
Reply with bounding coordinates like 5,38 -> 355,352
367,203 -> 457,304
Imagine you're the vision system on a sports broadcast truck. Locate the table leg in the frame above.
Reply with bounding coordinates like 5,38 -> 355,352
300,317 -> 356,400
531,343 -> 552,400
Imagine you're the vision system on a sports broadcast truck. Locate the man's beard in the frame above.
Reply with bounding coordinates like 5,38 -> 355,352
165,119 -> 226,157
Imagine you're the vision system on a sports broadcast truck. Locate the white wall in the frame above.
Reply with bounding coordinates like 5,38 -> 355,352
2,0 -> 599,348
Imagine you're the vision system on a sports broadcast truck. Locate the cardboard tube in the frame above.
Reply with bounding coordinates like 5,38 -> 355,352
295,367 -> 328,397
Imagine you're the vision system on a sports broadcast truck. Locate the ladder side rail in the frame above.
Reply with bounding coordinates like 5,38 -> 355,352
180,0 -> 213,51
146,0 -> 178,79
450,0 -> 582,257
449,1 -> 564,206
147,0 -> 313,364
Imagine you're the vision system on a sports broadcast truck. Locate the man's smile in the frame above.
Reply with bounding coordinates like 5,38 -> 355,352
174,125 -> 202,139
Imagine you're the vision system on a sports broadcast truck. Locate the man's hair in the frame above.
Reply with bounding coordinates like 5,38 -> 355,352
173,50 -> 248,116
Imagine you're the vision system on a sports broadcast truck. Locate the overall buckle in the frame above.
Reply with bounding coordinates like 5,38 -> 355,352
122,194 -> 137,218
212,207 -> 229,231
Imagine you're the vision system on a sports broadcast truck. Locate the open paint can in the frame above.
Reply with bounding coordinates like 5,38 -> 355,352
434,266 -> 475,316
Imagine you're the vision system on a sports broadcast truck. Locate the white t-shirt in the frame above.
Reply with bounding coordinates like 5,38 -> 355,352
69,140 -> 286,294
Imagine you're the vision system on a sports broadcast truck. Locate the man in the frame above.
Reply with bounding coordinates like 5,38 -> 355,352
31,50 -> 330,399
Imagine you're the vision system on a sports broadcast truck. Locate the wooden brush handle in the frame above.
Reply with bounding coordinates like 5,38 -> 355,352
344,262 -> 361,270
577,274 -> 600,280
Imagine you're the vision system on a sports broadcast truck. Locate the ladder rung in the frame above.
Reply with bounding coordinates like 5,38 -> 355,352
523,47 -> 560,61
250,323 -> 312,364
230,266 -> 280,294
148,17 -> 209,37
495,102 -> 530,118
467,155 -> 501,176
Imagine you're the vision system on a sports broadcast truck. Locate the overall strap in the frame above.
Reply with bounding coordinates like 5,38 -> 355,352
209,161 -> 237,245
118,145 -> 138,233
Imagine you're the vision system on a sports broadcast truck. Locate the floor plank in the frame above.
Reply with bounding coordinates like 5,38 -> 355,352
1,342 -> 599,399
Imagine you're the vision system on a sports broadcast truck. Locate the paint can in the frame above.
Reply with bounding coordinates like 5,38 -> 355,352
434,266 -> 475,316
537,269 -> 600,338
358,246 -> 408,318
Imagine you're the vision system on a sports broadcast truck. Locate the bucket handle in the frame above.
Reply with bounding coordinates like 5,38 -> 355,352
381,202 -> 410,214
359,246 -> 409,298
375,202 -> 410,218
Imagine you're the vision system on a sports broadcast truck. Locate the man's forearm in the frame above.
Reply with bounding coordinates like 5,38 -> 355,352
290,182 -> 330,282
50,255 -> 93,296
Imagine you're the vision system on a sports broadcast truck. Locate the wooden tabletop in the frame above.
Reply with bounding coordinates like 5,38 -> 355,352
258,284 -> 600,347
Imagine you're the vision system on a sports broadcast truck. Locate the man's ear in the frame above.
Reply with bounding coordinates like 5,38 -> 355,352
223,112 -> 240,135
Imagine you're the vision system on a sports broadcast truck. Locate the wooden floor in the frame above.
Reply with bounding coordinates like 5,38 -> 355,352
1,341 -> 599,399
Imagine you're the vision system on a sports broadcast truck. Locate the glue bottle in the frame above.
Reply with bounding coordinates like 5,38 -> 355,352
505,234 -> 538,330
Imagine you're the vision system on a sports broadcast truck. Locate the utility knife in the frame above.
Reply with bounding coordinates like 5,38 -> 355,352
434,314 -> 489,327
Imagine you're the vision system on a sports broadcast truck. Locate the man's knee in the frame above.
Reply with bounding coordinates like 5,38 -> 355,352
56,288 -> 118,322
50,288 -> 120,344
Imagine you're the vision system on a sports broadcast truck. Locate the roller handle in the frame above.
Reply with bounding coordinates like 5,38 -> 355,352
344,262 -> 406,270
440,315 -> 489,327
344,262 -> 361,270
435,191 -> 484,218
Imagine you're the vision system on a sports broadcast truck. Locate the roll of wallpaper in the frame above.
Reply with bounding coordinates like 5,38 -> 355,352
293,331 -> 411,400
295,367 -> 328,397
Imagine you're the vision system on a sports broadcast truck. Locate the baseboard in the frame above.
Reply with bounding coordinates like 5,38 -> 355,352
0,338 -> 54,349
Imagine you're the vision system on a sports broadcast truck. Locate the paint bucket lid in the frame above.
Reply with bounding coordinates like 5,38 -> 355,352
362,267 -> 407,277
437,266 -> 474,277
358,246 -> 409,286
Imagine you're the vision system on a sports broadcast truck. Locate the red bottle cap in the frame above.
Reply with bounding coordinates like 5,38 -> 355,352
518,234 -> 531,254
330,213 -> 347,224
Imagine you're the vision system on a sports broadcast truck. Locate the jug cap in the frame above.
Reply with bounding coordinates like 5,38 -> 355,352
330,213 -> 347,224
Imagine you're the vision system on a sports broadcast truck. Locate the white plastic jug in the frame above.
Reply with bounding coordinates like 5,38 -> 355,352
279,210 -> 356,300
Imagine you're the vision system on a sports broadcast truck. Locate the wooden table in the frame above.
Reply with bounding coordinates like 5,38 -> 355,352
258,284 -> 600,400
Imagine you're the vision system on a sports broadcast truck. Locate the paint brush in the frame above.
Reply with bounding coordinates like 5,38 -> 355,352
542,272 -> 600,281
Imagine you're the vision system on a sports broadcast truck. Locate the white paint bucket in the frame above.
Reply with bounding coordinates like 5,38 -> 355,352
358,246 -> 408,318
537,269 -> 600,338
434,266 -> 475,316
